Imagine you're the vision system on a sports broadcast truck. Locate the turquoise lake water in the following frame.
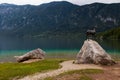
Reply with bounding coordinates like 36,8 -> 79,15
0,36 -> 120,62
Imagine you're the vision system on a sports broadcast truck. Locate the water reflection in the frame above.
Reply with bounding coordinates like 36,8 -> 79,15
98,39 -> 120,52
0,36 -> 120,62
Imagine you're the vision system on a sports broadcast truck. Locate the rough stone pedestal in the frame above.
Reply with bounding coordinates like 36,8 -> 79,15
74,40 -> 116,65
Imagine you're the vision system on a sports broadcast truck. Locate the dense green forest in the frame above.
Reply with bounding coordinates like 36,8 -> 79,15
97,27 -> 120,39
0,2 -> 120,37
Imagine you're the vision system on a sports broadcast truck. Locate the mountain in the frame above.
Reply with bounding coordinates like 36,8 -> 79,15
97,27 -> 120,40
0,1 -> 120,37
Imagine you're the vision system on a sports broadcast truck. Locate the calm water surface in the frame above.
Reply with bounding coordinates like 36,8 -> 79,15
0,36 -> 120,62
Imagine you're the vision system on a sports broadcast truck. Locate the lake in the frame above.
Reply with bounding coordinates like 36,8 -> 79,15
0,36 -> 120,62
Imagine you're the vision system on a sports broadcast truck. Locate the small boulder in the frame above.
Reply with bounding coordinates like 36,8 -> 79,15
14,48 -> 45,62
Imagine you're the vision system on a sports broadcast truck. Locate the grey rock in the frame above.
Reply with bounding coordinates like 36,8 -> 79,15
14,48 -> 45,62
74,40 -> 116,65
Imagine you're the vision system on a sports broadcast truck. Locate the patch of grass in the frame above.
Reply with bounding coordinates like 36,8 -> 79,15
45,69 -> 103,80
80,75 -> 92,80
79,69 -> 103,74
44,77 -> 53,80
0,59 -> 65,80
60,69 -> 103,75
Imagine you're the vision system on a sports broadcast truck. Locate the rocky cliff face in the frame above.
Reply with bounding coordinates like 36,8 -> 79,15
0,1 -> 120,37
